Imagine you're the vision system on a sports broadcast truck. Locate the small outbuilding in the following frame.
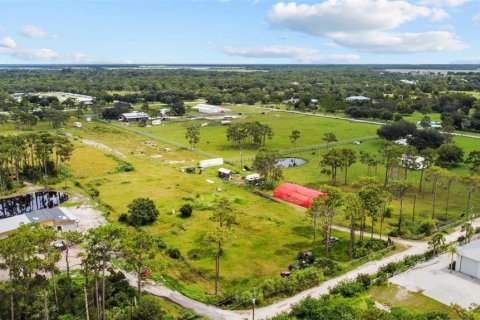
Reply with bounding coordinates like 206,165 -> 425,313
120,112 -> 149,123
273,183 -> 328,208
346,96 -> 371,102
217,168 -> 232,180
457,241 -> 480,279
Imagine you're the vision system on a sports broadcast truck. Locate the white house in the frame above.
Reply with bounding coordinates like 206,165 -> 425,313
457,241 -> 480,279
192,104 -> 231,114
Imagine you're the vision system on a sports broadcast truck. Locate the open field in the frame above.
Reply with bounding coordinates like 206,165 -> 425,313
2,104 -> 479,307
55,121 -> 370,301
137,107 -> 378,158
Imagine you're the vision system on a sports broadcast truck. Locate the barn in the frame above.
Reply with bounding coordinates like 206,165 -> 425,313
273,183 -> 327,208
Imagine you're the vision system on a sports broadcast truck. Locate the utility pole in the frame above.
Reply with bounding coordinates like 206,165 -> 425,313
252,287 -> 256,320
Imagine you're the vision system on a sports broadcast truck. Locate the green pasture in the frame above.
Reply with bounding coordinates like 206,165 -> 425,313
60,121 -> 367,299
137,109 -> 379,158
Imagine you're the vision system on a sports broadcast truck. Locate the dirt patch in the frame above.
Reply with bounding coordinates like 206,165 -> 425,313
151,154 -> 164,158
65,133 -> 127,159
164,160 -> 187,164
66,193 -> 107,232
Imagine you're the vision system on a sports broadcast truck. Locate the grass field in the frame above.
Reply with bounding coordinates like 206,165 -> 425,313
136,107 -> 378,158
367,284 -> 455,316
56,121 -> 369,301
2,105 -> 479,307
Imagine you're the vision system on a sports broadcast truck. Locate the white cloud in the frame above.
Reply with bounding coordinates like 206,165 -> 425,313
419,0 -> 470,7
12,48 -> 59,60
473,12 -> 480,24
332,31 -> 467,53
267,1 -> 467,54
269,1 -> 444,36
0,37 -> 16,49
0,44 -> 130,63
220,45 -> 360,63
21,25 -> 57,39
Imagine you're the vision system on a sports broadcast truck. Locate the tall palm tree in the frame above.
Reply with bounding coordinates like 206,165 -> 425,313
448,247 -> 458,273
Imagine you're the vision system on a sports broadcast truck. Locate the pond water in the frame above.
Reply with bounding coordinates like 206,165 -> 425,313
0,191 -> 68,220
276,158 -> 307,168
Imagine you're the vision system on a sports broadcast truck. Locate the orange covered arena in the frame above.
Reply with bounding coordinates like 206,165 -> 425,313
273,183 -> 328,208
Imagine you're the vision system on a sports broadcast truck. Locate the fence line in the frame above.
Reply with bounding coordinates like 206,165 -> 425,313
226,136 -> 379,164
107,121 -> 379,166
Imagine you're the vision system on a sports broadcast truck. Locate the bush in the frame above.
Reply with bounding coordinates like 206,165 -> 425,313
131,296 -> 165,320
180,204 -> 193,217
118,213 -> 128,223
330,280 -> 365,297
126,197 -> 159,226
355,273 -> 372,289
154,237 -> 166,250
419,219 -> 437,236
314,257 -> 342,276
167,248 -> 181,259
116,161 -> 135,172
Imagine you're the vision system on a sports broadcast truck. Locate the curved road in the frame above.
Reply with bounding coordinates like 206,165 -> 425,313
122,219 -> 480,320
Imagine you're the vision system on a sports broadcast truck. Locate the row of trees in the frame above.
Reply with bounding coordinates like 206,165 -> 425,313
0,133 -> 74,191
226,122 -> 274,148
0,223 -> 166,320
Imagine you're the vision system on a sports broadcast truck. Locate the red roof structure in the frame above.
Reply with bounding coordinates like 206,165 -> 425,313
273,183 -> 328,208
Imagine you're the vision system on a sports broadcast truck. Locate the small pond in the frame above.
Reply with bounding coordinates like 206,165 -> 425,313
276,157 -> 307,168
0,191 -> 68,220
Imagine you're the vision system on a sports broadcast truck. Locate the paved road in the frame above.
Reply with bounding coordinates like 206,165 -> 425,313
120,219 -> 480,320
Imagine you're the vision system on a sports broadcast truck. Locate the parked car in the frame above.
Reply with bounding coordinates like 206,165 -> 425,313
52,242 -> 66,251
288,263 -> 301,271
322,237 -> 339,244
280,271 -> 291,277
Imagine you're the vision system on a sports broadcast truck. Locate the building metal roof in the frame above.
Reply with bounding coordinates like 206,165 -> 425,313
122,112 -> 148,119
458,240 -> 480,262
0,207 -> 77,236
346,95 -> 371,101
0,214 -> 30,235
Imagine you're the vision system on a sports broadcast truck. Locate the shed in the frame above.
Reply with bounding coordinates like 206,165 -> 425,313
120,112 -> 149,123
246,173 -> 261,183
457,241 -> 480,279
218,168 -> 232,180
273,183 -> 328,208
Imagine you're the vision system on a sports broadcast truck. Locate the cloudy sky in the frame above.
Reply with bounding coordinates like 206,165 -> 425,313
0,0 -> 479,64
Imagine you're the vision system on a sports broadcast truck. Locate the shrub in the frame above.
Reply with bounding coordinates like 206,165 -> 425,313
419,219 -> 437,236
126,197 -> 159,226
118,213 -> 128,223
180,204 -> 193,217
330,280 -> 365,297
355,273 -> 372,289
131,296 -> 165,320
314,258 -> 342,276
167,248 -> 181,259
154,237 -> 166,250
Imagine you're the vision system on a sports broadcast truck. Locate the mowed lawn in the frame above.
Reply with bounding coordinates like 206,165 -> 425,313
62,121 -> 357,299
138,108 -> 379,158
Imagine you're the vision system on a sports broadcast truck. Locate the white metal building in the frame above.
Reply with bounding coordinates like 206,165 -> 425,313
457,241 -> 480,279
192,104 -> 231,114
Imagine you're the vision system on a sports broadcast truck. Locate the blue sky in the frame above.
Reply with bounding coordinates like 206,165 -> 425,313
0,0 -> 479,64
